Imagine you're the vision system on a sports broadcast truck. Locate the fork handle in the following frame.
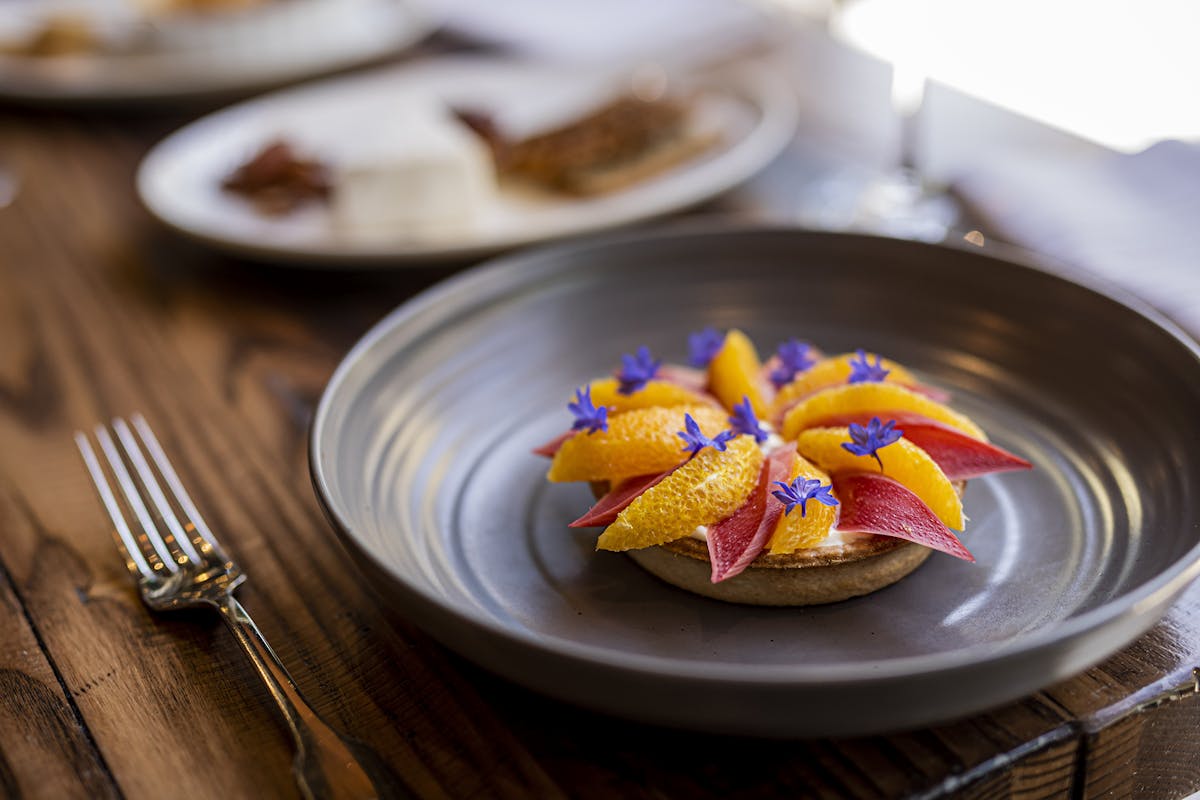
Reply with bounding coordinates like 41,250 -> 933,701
217,597 -> 378,800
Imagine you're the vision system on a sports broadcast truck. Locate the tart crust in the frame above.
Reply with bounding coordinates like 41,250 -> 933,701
629,536 -> 932,606
594,480 -> 964,606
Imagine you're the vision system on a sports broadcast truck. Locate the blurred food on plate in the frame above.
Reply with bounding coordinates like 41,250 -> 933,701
220,83 -> 722,239
221,139 -> 331,215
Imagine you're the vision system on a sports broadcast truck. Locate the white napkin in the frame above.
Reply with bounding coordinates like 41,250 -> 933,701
954,139 -> 1200,335
439,0 -> 770,65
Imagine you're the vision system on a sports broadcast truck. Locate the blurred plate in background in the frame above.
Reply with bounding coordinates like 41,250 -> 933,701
0,0 -> 435,104
137,56 -> 798,266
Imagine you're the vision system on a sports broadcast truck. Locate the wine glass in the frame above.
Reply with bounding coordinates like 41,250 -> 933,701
762,0 -> 959,240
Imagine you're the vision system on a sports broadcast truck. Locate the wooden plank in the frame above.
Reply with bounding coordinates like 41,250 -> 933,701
1078,670 -> 1200,799
0,528 -> 118,800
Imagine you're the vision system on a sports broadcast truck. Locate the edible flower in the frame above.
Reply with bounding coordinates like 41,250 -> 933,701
842,417 -> 904,470
769,339 -> 816,388
728,396 -> 768,444
567,386 -> 608,434
847,349 -> 890,384
678,413 -> 735,457
617,346 -> 662,395
771,477 -> 839,517
688,327 -> 724,368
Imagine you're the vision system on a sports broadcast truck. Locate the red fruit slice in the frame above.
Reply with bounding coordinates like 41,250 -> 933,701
532,430 -> 574,458
657,364 -> 709,394
760,354 -> 783,387
707,447 -> 797,582
832,472 -> 974,561
901,422 -> 1030,480
899,383 -> 951,403
809,411 -> 1031,480
569,472 -> 668,528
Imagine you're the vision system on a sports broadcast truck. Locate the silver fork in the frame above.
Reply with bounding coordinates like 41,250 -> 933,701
75,414 -> 378,800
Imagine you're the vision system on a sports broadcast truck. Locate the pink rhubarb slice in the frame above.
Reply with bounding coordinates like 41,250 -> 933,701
569,472 -> 669,528
832,472 -> 974,561
706,447 -> 797,582
899,383 -> 951,403
810,412 -> 1031,481
533,431 -> 574,458
656,364 -> 709,394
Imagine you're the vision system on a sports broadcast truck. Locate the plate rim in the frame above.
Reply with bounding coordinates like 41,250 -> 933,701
309,223 -> 1200,687
134,55 -> 799,266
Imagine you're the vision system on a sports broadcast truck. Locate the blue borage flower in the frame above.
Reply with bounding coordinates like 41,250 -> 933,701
677,413 -> 735,457
847,349 -> 891,384
769,339 -> 817,389
842,416 -> 904,470
728,396 -> 768,444
772,477 -> 839,517
567,386 -> 608,434
687,327 -> 724,368
617,346 -> 662,395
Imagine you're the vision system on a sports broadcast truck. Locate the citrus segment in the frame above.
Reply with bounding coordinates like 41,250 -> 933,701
547,405 -> 725,483
597,436 -> 764,551
767,454 -> 840,554
796,427 -> 964,529
771,352 -> 915,420
708,329 -> 770,417
585,378 -> 714,413
781,383 -> 986,442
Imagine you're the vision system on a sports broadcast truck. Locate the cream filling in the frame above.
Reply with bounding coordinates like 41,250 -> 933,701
689,524 -> 868,549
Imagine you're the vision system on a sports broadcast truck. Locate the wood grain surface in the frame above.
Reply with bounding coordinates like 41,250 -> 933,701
1,107 -> 1198,800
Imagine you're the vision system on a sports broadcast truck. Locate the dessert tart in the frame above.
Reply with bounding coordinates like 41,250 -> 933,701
536,329 -> 1032,606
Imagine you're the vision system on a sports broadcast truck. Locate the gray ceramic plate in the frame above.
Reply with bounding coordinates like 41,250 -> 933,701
310,226 -> 1200,737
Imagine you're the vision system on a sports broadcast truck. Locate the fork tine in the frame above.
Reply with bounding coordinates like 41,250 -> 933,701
94,424 -> 179,573
75,431 -> 159,581
111,417 -> 203,566
131,413 -> 229,564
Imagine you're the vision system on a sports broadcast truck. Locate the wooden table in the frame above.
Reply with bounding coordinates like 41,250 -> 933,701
2,103 -> 1200,800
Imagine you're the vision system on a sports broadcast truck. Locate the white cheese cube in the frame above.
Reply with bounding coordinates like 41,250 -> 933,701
331,110 -> 496,242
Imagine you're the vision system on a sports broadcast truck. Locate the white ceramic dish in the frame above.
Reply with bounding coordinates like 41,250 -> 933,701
136,55 -> 798,266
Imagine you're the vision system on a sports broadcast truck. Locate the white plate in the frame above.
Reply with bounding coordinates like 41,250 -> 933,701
136,56 -> 798,266
0,0 -> 435,104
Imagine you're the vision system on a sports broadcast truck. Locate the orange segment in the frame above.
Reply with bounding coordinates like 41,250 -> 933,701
547,405 -> 725,483
586,378 -> 714,413
796,427 -> 964,529
708,329 -> 770,417
781,383 -> 986,442
767,454 -> 839,554
771,352 -> 916,420
597,436 -> 764,551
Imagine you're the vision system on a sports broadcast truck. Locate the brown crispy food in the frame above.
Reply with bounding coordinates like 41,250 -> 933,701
10,16 -> 97,57
452,107 -> 505,155
222,139 -> 331,216
481,96 -> 717,196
